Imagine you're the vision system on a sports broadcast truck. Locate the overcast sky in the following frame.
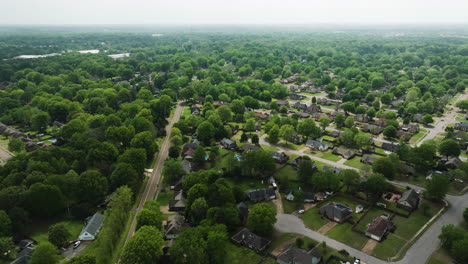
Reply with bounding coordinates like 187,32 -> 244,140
1,0 -> 468,25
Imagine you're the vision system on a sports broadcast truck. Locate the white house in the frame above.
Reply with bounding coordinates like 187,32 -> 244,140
79,213 -> 104,241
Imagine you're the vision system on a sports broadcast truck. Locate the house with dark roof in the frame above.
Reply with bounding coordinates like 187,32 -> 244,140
397,189 -> 420,212
79,212 -> 104,241
296,111 -> 310,118
402,124 -> 420,134
455,122 -> 468,132
332,147 -> 355,160
306,105 -> 322,113
240,144 -> 262,152
271,151 -> 289,164
381,143 -> 399,153
290,93 -> 306,100
220,138 -> 237,150
245,188 -> 276,203
396,131 -> 412,141
329,131 -> 340,138
323,166 -> 342,175
375,118 -> 388,127
317,98 -> 330,106
365,216 -> 393,241
293,102 -> 308,110
276,100 -> 290,107
181,159 -> 192,174
10,246 -> 34,264
231,228 -> 271,252
412,114 -> 423,123
291,156 -> 317,170
355,114 -> 370,123
277,246 -> 322,264
304,192 -> 316,203
319,203 -> 352,223
169,191 -> 186,212
361,154 -> 378,165
362,124 -> 383,135
306,139 -> 329,151
445,157 -> 461,169
164,214 -> 187,240
254,112 -> 269,120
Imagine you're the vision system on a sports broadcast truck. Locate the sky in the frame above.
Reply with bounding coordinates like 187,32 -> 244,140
1,0 -> 468,25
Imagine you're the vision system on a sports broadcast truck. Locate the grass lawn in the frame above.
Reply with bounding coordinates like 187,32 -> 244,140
374,147 -> 388,155
371,233 -> 407,260
224,242 -> 265,264
393,200 -> 443,240
30,220 -> 84,244
279,142 -> 304,150
410,132 -> 426,144
322,135 -> 336,142
275,165 -> 298,182
321,152 -> 341,162
155,189 -> 174,206
426,257 -> 448,264
268,233 -> 298,251
282,199 -> 302,214
260,144 -> 279,153
325,223 -> 368,250
182,107 -> 191,117
301,207 -> 329,230
343,156 -> 369,170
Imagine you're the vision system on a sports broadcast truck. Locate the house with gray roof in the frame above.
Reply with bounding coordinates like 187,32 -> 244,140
231,228 -> 271,252
164,214 -> 187,240
306,139 -> 329,151
361,154 -> 377,165
319,203 -> 352,223
10,246 -> 34,264
79,212 -> 104,241
169,191 -> 186,212
332,147 -> 355,160
271,151 -> 289,164
245,188 -> 276,203
277,246 -> 322,264
397,189 -> 420,212
455,122 -> 468,132
221,138 -> 237,150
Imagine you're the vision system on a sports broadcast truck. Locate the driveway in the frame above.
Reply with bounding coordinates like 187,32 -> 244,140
62,241 -> 91,259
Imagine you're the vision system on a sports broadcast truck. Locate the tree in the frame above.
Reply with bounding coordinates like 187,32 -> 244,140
188,197 -> 208,225
0,237 -> 14,260
131,131 -> 158,160
241,150 -> 276,177
136,201 -> 163,231
456,100 -> 468,112
251,134 -> 259,144
426,172 -> 449,201
451,237 -> 468,263
383,125 -> 397,138
193,146 -> 206,166
78,170 -> 108,205
197,121 -> 215,145
247,203 -> 276,236
279,124 -> 295,144
319,117 -> 330,132
245,118 -> 256,132
297,119 -> 320,139
372,157 -> 396,180
268,125 -> 280,144
48,223 -> 71,248
66,256 -> 96,264
216,105 -> 232,123
344,116 -> 354,128
120,226 -> 164,264
354,133 -> 371,151
439,139 -> 461,159
439,224 -> 465,249
31,112 -> 51,132
8,138 -> 24,152
342,169 -> 360,193
162,159 -> 186,184
464,208 -> 468,224
335,113 -> 345,128
0,210 -> 11,237
169,146 -> 181,159
110,162 -> 139,193
30,242 -> 60,264
230,99 -> 245,115
361,174 -> 389,202
27,183 -> 65,218
298,159 -> 315,183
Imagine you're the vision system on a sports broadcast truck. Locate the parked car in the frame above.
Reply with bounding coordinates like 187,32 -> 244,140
73,241 -> 81,249
298,209 -> 305,214
376,202 -> 387,209
354,259 -> 360,264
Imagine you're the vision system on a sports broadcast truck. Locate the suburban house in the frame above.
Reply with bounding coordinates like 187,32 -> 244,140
181,159 -> 192,174
397,189 -> 420,211
240,144 -> 262,152
306,104 -> 322,113
455,122 -> 468,132
164,214 -> 187,240
323,166 -> 342,175
290,93 -> 306,100
381,143 -> 399,153
396,131 -> 412,141
355,114 -> 370,123
169,191 -> 186,212
319,203 -> 352,223
182,139 -> 200,153
365,216 -> 394,241
254,112 -> 269,120
332,147 -> 355,160
245,188 -> 277,203
277,246 -> 322,264
296,111 -> 310,118
412,114 -> 424,123
402,124 -> 420,134
220,138 -> 237,150
10,246 -> 34,264
293,102 -> 308,110
317,98 -> 330,105
375,118 -> 388,127
271,151 -> 289,164
291,156 -> 317,170
306,139 -> 329,151
361,154 -> 378,165
79,212 -> 104,241
231,228 -> 271,252
362,124 -> 383,135
444,157 -> 461,169
329,131 -> 340,138
276,100 -> 290,107
237,202 -> 249,224
304,192 -> 316,203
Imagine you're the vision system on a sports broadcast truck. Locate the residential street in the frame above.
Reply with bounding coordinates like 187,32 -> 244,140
124,102 -> 184,242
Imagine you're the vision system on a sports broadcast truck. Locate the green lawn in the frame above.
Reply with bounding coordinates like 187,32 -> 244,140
410,132 -> 426,144
371,234 -> 407,260
426,257 -> 448,264
268,233 -> 298,251
321,152 -> 341,162
182,107 -> 191,117
301,207 -> 329,230
259,144 -> 280,152
343,156 -> 369,170
325,223 -> 368,250
393,200 -> 443,240
275,165 -> 299,182
282,199 -> 302,214
30,220 -> 84,244
155,189 -> 174,206
224,242 -> 266,264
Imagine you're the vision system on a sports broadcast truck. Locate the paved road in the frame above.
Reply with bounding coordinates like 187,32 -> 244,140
124,102 -> 184,242
276,188 -> 468,264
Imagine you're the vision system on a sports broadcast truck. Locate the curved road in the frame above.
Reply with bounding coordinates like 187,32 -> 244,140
124,102 -> 184,242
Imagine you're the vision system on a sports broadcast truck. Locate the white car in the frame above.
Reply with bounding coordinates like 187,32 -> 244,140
298,209 -> 305,214
354,259 -> 360,264
73,241 -> 81,249
455,179 -> 464,183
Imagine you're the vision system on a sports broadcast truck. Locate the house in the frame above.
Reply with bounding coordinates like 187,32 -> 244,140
332,147 -> 355,160
304,192 -> 315,203
361,154 -> 377,165
10,246 -> 34,264
375,118 -> 388,127
220,138 -> 237,150
277,246 -> 322,264
291,156 -> 317,170
245,188 -> 276,203
445,157 -> 461,169
254,112 -> 269,120
18,240 -> 34,250
53,121 -> 65,128
289,85 -> 300,92
323,166 -> 342,175
181,159 -> 192,174
319,203 -> 352,223
271,151 -> 289,164
381,143 -> 399,153
317,98 -> 330,105
276,100 -> 290,107
79,212 -> 104,241
182,139 -> 200,153
164,214 -> 187,240
296,111 -> 310,118
412,114 -> 424,123
402,124 -> 420,134
396,131 -> 412,141
455,122 -> 468,132
290,93 -> 306,100
293,102 -> 308,110
397,189 -> 420,211
240,144 -> 262,152
306,104 -> 322,113
191,108 -> 200,115
365,216 -> 394,241
169,191 -> 186,212
329,130 -> 340,138
237,202 -> 249,224
306,139 -> 329,151
355,114 -> 370,123
231,228 -> 271,252
362,124 -> 383,135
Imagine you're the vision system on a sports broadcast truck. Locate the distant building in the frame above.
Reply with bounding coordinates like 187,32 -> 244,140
79,213 -> 104,241
169,191 -> 186,212
306,139 -> 329,151
455,122 -> 468,132
270,151 -> 289,164
397,189 -> 420,212
332,147 -> 355,160
319,203 -> 352,223
277,246 -> 322,264
231,228 -> 271,252
245,188 -> 277,203
361,154 -> 377,165
220,138 -> 237,150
